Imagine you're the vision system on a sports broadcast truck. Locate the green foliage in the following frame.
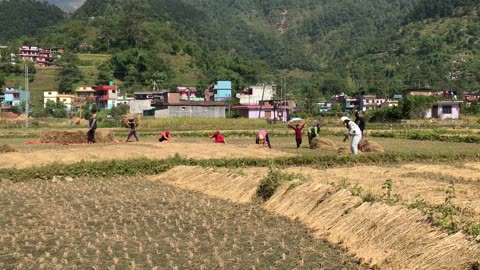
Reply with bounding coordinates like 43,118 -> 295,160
401,95 -> 439,119
382,178 -> 400,204
0,0 -> 65,43
368,106 -> 403,122
56,53 -> 84,93
256,163 -> 295,201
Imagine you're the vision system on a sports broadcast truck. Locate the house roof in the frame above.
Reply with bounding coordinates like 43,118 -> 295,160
434,101 -> 463,105
166,101 -> 228,107
232,105 -> 289,109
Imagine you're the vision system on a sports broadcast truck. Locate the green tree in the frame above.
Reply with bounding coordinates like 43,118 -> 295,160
56,53 -> 83,94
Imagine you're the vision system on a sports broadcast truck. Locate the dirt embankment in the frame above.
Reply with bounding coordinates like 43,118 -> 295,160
150,166 -> 480,270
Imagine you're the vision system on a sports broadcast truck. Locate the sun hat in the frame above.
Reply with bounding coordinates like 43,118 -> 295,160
340,116 -> 350,122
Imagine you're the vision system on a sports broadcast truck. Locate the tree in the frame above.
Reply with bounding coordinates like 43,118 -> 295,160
56,53 -> 83,94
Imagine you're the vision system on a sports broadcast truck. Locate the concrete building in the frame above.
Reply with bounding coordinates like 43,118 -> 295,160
43,91 -> 59,107
205,81 -> 232,102
425,101 -> 462,120
232,104 -> 289,122
2,86 -> 27,109
95,84 -> 119,110
236,84 -> 276,105
154,102 -> 227,118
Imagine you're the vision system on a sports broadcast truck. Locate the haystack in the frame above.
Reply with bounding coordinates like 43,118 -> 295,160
310,137 -> 337,150
287,118 -> 305,129
358,139 -> 384,152
40,130 -> 116,144
121,114 -> 141,128
337,146 -> 352,155
0,145 -> 17,153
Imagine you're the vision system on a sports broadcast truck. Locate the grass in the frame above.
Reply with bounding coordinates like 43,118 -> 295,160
0,176 -> 365,269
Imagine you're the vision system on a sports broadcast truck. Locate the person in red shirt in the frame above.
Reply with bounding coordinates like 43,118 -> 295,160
159,129 -> 171,142
290,123 -> 305,148
210,130 -> 226,143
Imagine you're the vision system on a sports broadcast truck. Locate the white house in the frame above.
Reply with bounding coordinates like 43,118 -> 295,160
236,84 -> 276,105
43,91 -> 59,107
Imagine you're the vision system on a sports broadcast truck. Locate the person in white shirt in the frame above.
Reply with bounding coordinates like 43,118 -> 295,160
341,116 -> 362,155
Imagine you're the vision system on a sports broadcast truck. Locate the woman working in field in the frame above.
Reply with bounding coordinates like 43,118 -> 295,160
159,129 -> 171,142
210,130 -> 226,144
256,129 -> 271,148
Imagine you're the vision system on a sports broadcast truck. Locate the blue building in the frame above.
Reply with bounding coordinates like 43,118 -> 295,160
2,86 -> 27,109
213,81 -> 232,102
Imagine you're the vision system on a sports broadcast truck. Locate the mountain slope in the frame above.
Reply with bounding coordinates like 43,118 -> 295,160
0,0 -> 65,43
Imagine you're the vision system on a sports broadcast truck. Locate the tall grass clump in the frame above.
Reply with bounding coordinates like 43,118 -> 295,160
256,163 -> 295,201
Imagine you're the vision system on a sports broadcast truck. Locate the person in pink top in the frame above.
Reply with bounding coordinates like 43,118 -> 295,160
256,129 -> 271,148
158,129 -> 171,142
210,130 -> 226,143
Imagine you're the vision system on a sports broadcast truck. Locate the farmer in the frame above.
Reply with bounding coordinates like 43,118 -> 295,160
307,122 -> 321,145
126,118 -> 139,142
256,129 -> 271,148
354,110 -> 366,139
159,129 -> 171,142
290,123 -> 305,148
210,130 -> 226,144
87,114 -> 97,144
341,116 -> 362,155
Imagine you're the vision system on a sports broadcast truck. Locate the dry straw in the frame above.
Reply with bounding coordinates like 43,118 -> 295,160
0,145 -> 17,153
121,114 -> 141,128
309,137 -> 337,150
40,130 -> 116,144
154,166 -> 480,270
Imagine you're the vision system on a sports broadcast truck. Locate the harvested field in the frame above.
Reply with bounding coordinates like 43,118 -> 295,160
152,166 -> 480,270
0,142 -> 291,169
39,130 -> 116,144
0,177 -> 364,269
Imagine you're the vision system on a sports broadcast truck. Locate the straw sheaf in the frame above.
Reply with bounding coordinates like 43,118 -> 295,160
310,137 -> 337,150
326,202 -> 479,269
150,166 -> 264,203
264,181 -> 334,220
40,130 -> 116,144
303,189 -> 363,235
121,114 -> 141,128
358,140 -> 384,152
0,144 -> 17,153
287,118 -> 305,129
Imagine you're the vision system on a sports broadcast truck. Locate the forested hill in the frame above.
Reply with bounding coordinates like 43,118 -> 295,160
2,0 -> 480,102
0,0 -> 65,43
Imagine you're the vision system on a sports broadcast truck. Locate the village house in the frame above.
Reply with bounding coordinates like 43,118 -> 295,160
18,45 -> 63,67
236,84 -> 276,105
403,88 -> 462,119
95,83 -> 119,110
205,81 -> 232,102
2,86 -> 28,110
232,103 -> 289,122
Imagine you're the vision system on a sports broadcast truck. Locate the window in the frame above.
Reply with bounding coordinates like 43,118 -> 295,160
442,105 -> 452,114
112,90 -> 116,94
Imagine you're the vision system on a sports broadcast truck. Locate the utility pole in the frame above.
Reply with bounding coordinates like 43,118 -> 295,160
25,64 -> 29,128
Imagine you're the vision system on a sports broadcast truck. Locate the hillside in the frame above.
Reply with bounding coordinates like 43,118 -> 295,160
0,0 -> 65,43
2,0 -> 480,107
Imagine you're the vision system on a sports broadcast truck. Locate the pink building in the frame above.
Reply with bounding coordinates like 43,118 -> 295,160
425,101 -> 462,120
232,104 -> 289,122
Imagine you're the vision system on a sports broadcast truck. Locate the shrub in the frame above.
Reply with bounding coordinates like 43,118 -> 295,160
256,163 -> 294,201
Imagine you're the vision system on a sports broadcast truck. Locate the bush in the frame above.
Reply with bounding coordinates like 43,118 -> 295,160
256,163 -> 295,201
368,106 -> 402,122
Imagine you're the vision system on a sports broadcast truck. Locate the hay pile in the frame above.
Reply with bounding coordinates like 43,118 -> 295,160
40,130 -> 116,144
0,145 -> 17,153
358,139 -> 384,152
287,118 -> 305,129
310,137 -> 337,150
121,114 -> 141,128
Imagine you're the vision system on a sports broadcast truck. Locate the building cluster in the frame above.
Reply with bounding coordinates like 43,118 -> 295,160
17,46 -> 64,67
1,79 -> 477,121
